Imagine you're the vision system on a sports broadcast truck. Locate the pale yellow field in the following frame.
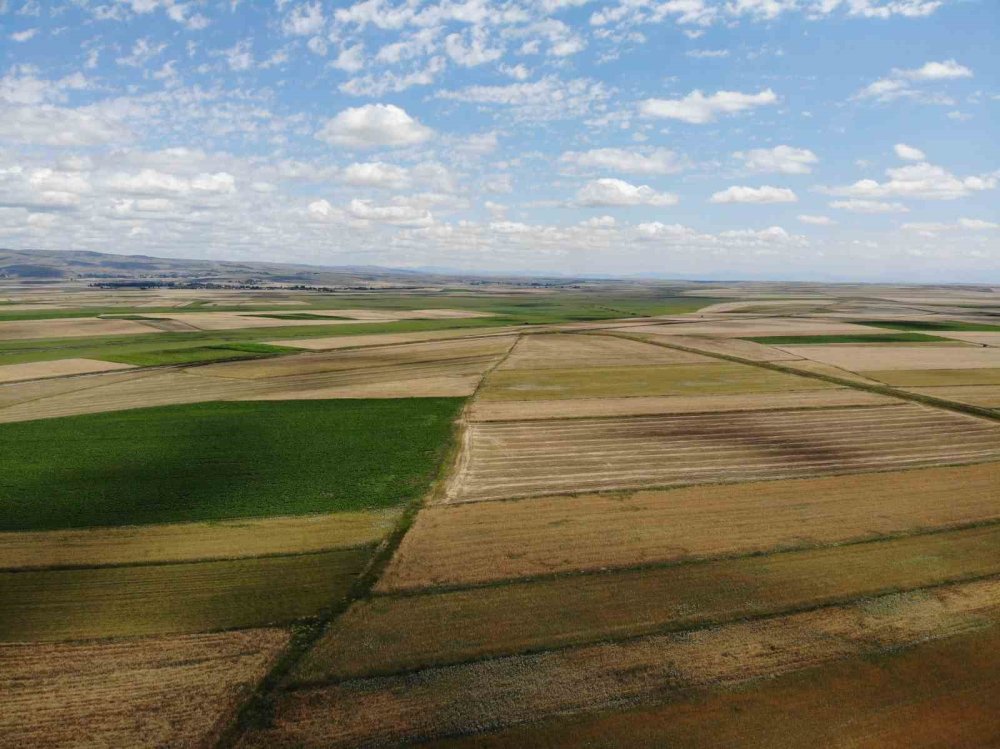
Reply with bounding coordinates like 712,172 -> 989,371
270,327 -> 519,350
0,316 -> 163,340
0,358 -> 135,384
498,333 -> 713,370
776,344 -> 1000,371
634,334 -> 804,361
625,320 -> 891,338
1,628 -> 288,749
468,389 -> 894,421
382,463 -> 1000,591
0,508 -> 401,570
903,385 -> 1000,408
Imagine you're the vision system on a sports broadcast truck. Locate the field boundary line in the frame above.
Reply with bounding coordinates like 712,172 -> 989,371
215,338 -> 519,748
373,516 -> 1000,598
289,569 -> 1000,689
594,330 -> 1000,424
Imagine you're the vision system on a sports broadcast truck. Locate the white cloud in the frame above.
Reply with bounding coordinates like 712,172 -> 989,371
576,178 -> 679,206
316,104 -> 433,149
856,60 -> 972,103
827,162 -> 997,201
282,2 -> 325,36
685,49 -> 729,58
894,143 -> 925,161
904,218 -> 999,232
580,215 -> 617,228
106,169 -> 236,196
342,162 -> 410,189
798,214 -> 835,225
10,28 -> 38,42
560,147 -> 685,175
710,185 -> 798,203
639,89 -> 778,124
958,218 -> 999,230
348,198 -> 433,227
899,59 -> 972,82
444,27 -> 503,67
340,56 -> 445,96
0,104 -> 128,146
829,199 -> 909,213
116,38 -> 167,67
438,76 -> 610,121
735,145 -> 818,174
332,43 -> 366,73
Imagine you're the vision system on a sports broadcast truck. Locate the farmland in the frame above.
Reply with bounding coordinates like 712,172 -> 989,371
2,270 -> 1000,747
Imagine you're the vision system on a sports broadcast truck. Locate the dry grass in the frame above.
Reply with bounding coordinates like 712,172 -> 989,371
0,358 -> 135,384
429,624 -> 1000,749
498,334 -> 713,370
239,578 -> 1000,748
468,389 -> 893,421
380,463 -> 1000,591
0,547 -> 370,641
449,404 -> 1000,501
0,317 -> 162,341
0,508 -> 401,570
0,628 -> 288,749
0,369 -> 144,410
631,334 -> 804,361
779,359 -> 889,385
931,331 -> 1000,346
624,320 -> 890,338
864,368 -> 1000,387
903,385 -> 1000,408
776,344 -> 1000,371
297,524 -> 1000,681
478,362 -> 834,401
239,374 -> 481,399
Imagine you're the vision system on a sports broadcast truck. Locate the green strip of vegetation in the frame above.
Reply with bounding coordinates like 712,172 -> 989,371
0,397 -> 464,531
851,319 -> 1000,333
744,333 -> 950,344
99,342 -> 299,366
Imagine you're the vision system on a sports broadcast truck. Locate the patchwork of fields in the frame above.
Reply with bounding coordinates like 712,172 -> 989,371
3,281 -> 1000,747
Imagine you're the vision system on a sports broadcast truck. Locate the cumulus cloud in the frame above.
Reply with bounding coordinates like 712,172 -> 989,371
282,2 -> 325,36
639,89 -> 777,124
856,60 -> 972,103
316,104 -> 433,148
576,178 -> 679,206
437,76 -> 610,121
710,185 -> 797,203
894,143 -> 926,161
560,147 -> 685,175
798,214 -> 835,225
348,198 -> 433,227
827,162 -> 997,201
829,199 -> 909,213
735,145 -> 818,175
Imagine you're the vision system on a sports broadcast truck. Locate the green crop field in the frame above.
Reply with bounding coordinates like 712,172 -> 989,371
101,342 -> 299,366
851,319 -> 1000,333
744,332 -> 949,344
0,397 -> 463,531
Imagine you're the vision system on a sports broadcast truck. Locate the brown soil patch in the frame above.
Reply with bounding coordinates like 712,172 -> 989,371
0,508 -> 400,570
0,628 -> 288,749
0,358 -> 136,384
299,524 -> 1000,681
634,334 -> 804,361
380,463 -> 1000,591
269,327 -> 519,350
449,404 -> 1000,501
239,374 -> 481,399
468,389 -> 894,421
0,369 -> 145,409
239,578 -> 1000,748
430,624 -> 1000,749
0,317 -> 164,340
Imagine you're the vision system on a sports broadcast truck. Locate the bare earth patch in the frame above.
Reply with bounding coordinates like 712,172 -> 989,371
498,333 -> 713,370
0,628 -> 289,749
269,327 -> 519,350
0,358 -> 136,384
777,344 -> 1000,371
381,463 -> 1000,591
0,317 -> 165,341
239,578 -> 1000,748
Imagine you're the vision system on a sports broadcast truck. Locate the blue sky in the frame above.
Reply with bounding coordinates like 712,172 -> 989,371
0,0 -> 997,280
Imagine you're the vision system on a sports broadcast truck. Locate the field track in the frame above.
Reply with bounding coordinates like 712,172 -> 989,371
0,628 -> 288,749
449,404 -> 1000,501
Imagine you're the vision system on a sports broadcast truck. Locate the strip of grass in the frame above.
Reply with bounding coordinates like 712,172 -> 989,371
0,547 -> 371,641
100,342 -> 299,366
744,332 -> 949,344
0,397 -> 464,531
852,319 -> 1000,333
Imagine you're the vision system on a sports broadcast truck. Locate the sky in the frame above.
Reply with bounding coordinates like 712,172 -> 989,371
0,0 -> 997,281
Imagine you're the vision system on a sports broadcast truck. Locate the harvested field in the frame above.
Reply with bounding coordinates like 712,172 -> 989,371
0,368 -> 143,409
0,358 -> 135,384
0,628 -> 288,749
430,624 -> 1000,749
0,317 -> 162,340
0,508 -> 401,570
133,312 -> 365,331
478,362 -> 835,401
864,368 -> 1000,387
903,385 -> 1000,409
239,577 -> 1000,748
931,331 -> 1000,346
380,463 -> 1000,590
298,524 -> 1000,681
468,389 -> 894,421
774,344 -> 1000,371
240,373 -> 481,399
498,334 -> 713,370
0,547 -> 369,640
196,336 -> 515,380
449,404 -> 1000,502
779,359 -> 888,385
269,327 -> 519,350
624,320 -> 890,338
629,334 -> 803,361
